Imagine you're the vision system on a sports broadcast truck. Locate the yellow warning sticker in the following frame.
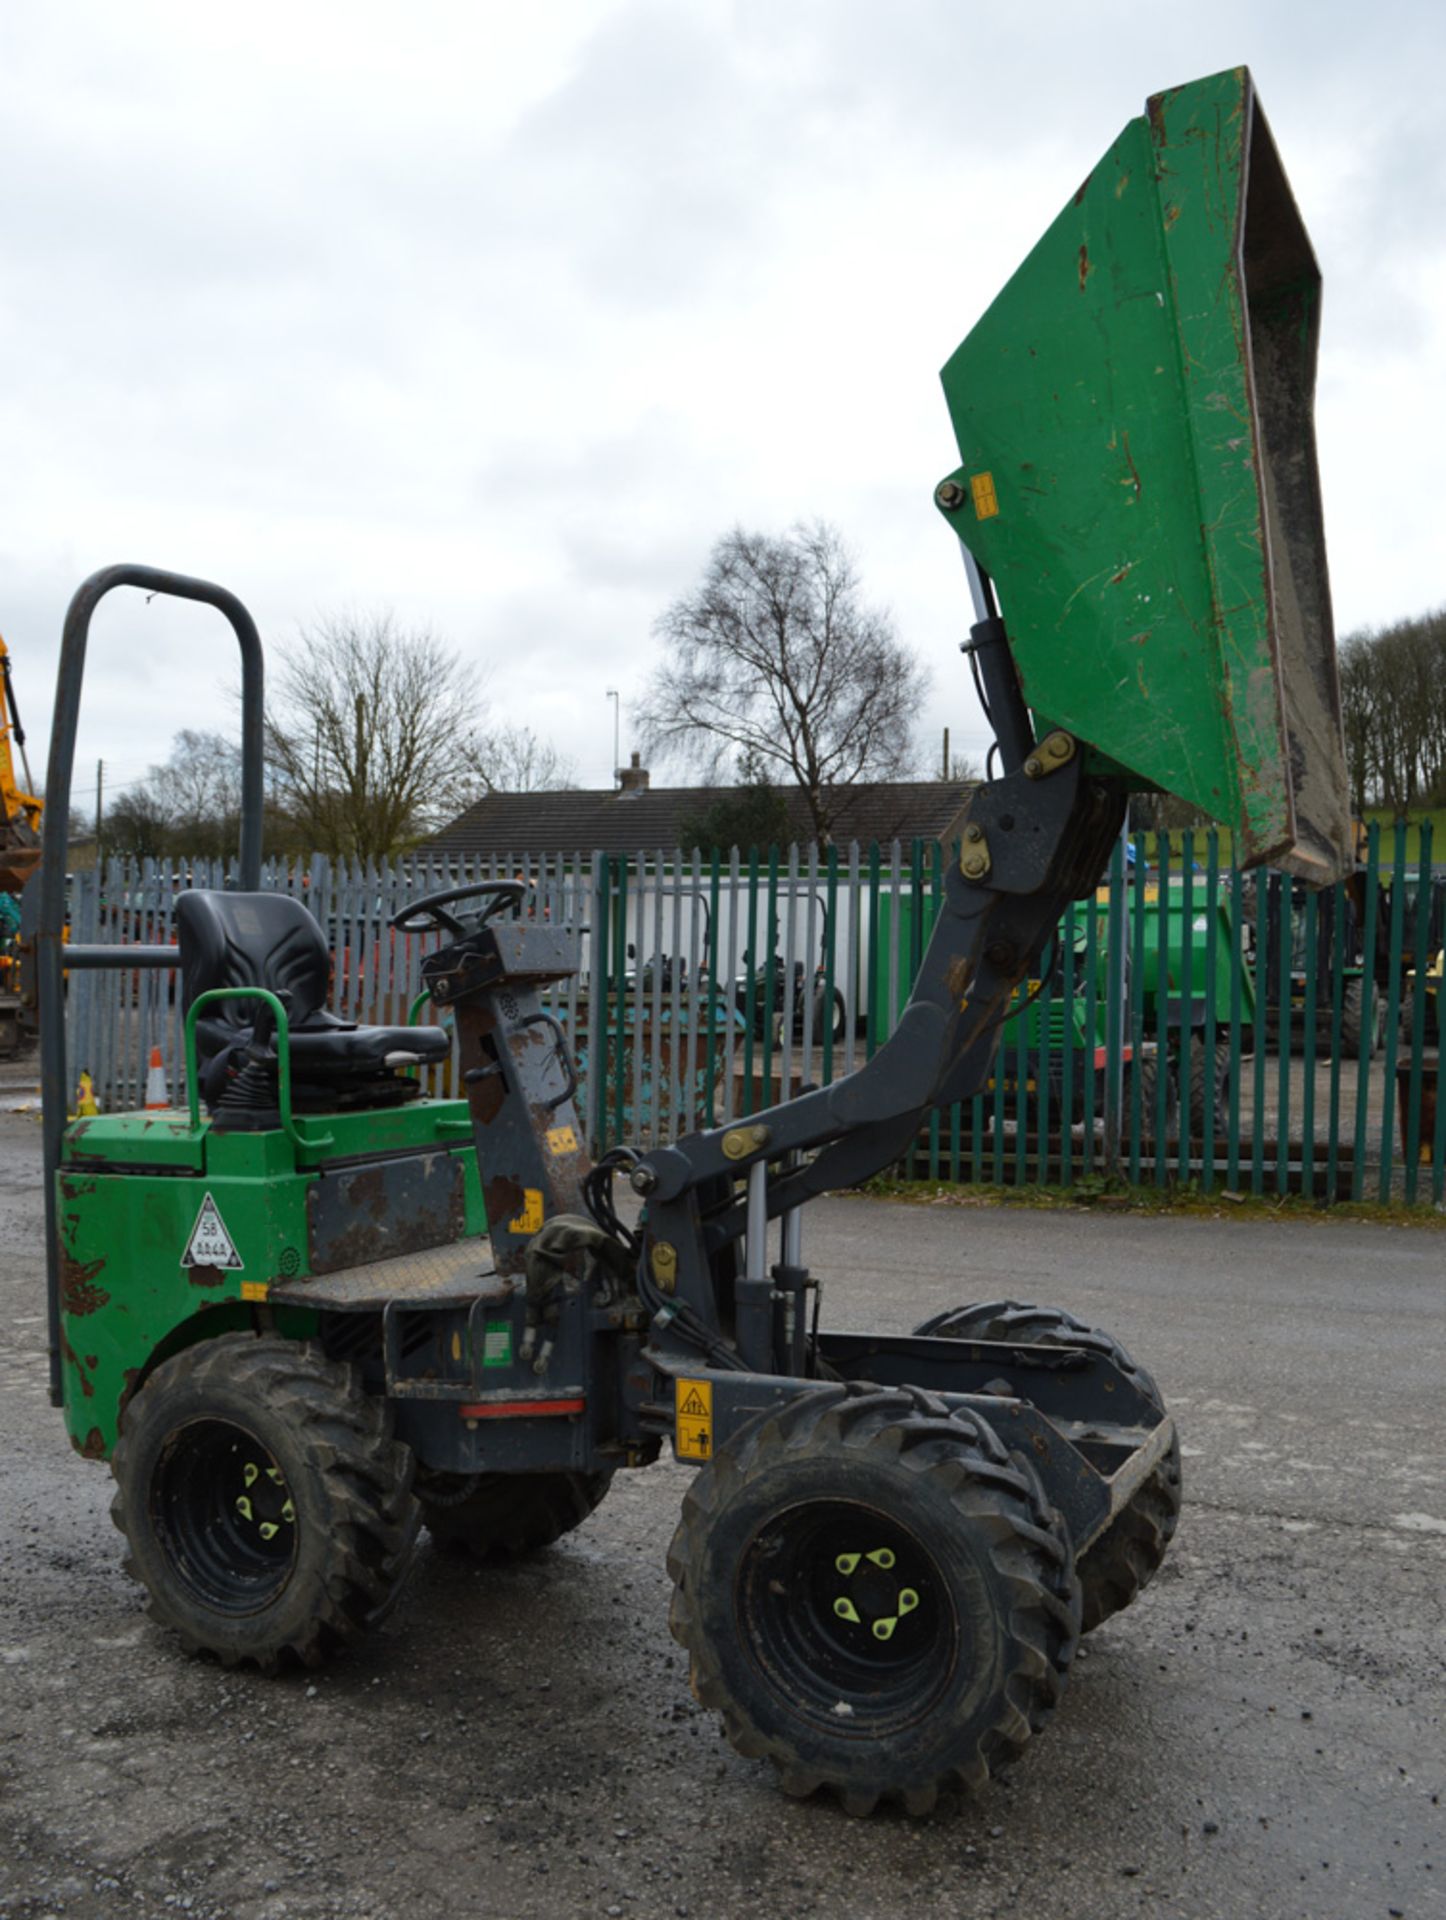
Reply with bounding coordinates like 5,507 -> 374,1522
970,471 -> 1000,520
675,1378 -> 713,1461
508,1188 -> 545,1235
546,1124 -> 579,1157
240,1281 -> 270,1303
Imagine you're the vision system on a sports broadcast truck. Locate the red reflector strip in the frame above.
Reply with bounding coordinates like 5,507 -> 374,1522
459,1397 -> 586,1420
1092,1046 -> 1109,1068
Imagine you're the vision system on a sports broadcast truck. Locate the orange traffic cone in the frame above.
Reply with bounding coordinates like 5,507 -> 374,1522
145,1046 -> 168,1111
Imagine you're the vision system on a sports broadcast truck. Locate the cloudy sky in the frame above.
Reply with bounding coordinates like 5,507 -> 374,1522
2,0 -> 1442,820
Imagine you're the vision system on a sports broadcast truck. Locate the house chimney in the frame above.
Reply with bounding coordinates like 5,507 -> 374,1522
617,751 -> 649,794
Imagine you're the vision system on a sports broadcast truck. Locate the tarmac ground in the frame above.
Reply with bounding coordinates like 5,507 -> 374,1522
0,1108 -> 1441,1920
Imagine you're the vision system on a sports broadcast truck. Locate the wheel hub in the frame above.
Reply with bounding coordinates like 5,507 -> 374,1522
738,1500 -> 953,1736
831,1548 -> 921,1641
151,1419 -> 299,1616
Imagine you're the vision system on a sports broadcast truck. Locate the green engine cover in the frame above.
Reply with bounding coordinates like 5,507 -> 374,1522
938,66 -> 1352,886
55,1100 -> 485,1459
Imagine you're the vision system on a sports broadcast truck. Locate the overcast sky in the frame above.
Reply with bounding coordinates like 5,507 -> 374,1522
2,0 -> 1442,820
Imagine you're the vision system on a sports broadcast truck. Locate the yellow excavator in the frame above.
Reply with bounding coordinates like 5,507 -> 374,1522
1,635 -> 44,1055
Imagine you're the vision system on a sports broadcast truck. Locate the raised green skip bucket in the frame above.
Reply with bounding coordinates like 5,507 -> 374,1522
938,67 -> 1352,885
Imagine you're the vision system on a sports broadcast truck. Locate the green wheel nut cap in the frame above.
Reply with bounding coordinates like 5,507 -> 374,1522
835,1553 -> 861,1575
865,1548 -> 895,1569
872,1617 -> 898,1642
898,1588 -> 919,1615
834,1596 -> 861,1624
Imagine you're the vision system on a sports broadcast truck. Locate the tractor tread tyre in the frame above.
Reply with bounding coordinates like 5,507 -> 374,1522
665,1381 -> 1081,1815
1073,1434 -> 1182,1632
417,1470 -> 612,1559
1188,1039 -> 1232,1138
1122,1054 -> 1180,1149
813,986 -> 848,1044
1339,977 -> 1379,1060
915,1300 -> 1181,1632
110,1333 -> 419,1673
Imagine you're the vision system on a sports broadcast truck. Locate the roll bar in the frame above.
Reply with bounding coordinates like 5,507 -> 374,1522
38,565 -> 266,1404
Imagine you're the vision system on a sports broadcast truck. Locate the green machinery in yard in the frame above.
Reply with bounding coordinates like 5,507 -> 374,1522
38,69 -> 1351,1814
875,870 -> 1249,1141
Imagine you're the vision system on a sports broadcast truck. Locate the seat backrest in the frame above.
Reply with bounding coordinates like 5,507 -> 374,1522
175,891 -> 330,1029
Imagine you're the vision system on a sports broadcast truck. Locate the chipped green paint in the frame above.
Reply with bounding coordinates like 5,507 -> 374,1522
937,66 -> 1351,884
55,1097 -> 486,1458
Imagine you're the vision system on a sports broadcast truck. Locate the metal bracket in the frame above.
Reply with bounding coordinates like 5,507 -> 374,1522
1023,730 -> 1077,779
960,822 -> 991,880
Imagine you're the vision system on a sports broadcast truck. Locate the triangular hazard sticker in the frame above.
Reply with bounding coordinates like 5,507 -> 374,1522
182,1192 -> 244,1270
678,1388 -> 707,1418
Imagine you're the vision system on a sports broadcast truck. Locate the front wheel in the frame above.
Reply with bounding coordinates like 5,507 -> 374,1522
666,1382 -> 1080,1814
111,1334 -> 419,1671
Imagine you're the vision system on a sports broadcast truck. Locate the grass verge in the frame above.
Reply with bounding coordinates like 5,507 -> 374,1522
859,1174 -> 1446,1228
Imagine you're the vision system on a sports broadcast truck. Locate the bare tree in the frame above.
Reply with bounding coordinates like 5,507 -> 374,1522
483,723 -> 578,794
104,730 -> 261,861
1336,607 -> 1446,813
638,522 -> 929,844
104,786 -> 172,863
266,613 -> 484,863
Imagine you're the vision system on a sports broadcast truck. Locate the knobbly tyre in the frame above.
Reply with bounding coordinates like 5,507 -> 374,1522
36,68 -> 1353,1815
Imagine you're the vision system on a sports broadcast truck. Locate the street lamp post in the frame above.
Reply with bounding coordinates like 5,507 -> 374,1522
606,689 -> 620,789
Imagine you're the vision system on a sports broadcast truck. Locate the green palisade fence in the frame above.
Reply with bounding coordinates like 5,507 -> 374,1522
61,830 -> 1446,1207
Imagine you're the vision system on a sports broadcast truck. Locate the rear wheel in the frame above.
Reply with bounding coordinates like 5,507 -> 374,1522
417,1469 -> 611,1558
916,1300 -> 1181,1632
666,1382 -> 1080,1814
111,1334 -> 419,1671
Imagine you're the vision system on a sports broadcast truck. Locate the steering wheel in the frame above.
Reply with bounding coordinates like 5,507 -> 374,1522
390,880 -> 527,938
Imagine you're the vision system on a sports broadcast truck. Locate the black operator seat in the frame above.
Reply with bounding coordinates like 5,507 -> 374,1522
175,890 -> 451,1121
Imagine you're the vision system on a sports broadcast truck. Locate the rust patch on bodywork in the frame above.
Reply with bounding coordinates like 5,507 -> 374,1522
307,1152 -> 467,1275
77,1427 -> 106,1460
187,1263 -> 225,1290
58,1328 -> 95,1398
348,1165 -> 389,1223
59,1252 -> 110,1317
484,1175 -> 525,1232
946,956 -> 976,1003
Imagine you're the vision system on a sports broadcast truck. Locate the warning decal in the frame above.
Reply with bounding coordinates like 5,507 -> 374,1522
508,1188 -> 545,1235
675,1378 -> 713,1462
182,1192 -> 244,1270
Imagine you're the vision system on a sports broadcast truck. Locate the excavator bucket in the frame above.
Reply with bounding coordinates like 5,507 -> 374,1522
937,66 -> 1353,883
